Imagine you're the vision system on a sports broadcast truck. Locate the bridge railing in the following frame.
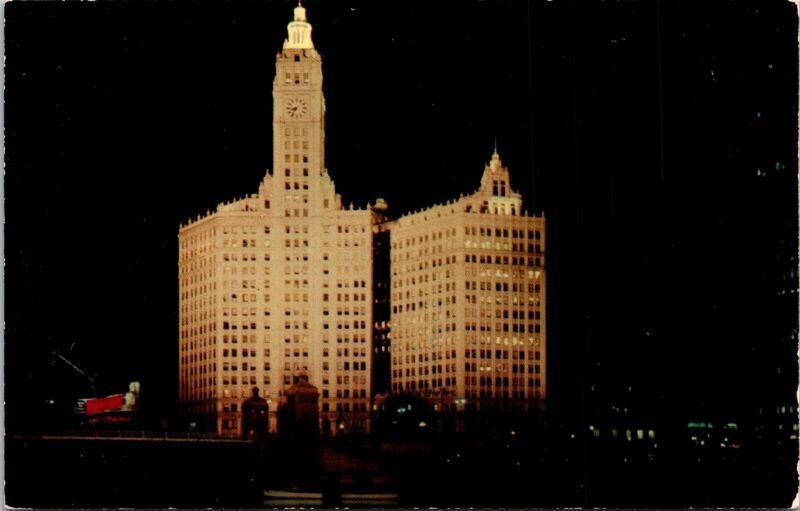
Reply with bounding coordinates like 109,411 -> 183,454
58,429 -> 244,441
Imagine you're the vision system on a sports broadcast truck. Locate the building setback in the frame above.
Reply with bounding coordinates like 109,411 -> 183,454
388,149 -> 546,415
179,4 -> 373,435
179,4 -> 546,435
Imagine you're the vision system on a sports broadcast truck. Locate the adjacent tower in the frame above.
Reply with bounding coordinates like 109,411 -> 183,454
388,148 -> 546,421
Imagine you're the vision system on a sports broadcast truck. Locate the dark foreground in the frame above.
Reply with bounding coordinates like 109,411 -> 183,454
6,429 -> 797,508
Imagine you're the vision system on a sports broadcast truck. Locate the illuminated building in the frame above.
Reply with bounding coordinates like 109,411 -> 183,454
389,149 -> 546,415
179,4 -> 373,435
179,3 -> 546,435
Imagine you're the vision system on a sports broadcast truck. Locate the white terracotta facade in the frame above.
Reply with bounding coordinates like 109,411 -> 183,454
389,151 -> 546,413
179,5 -> 546,435
179,5 -> 372,435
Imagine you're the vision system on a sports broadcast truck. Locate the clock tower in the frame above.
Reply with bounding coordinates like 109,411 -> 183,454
262,2 -> 374,434
273,3 -> 326,190
180,2 -> 375,437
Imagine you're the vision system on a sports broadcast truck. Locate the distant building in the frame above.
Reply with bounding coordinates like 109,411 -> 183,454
179,4 -> 373,436
388,149 -> 546,416
371,198 -> 393,396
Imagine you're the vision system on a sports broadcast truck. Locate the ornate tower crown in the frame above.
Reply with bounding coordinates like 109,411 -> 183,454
489,148 -> 502,172
284,2 -> 315,50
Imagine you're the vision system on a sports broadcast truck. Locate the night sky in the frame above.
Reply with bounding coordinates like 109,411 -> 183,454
5,0 -> 797,432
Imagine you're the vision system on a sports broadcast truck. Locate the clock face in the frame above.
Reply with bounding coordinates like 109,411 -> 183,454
285,97 -> 308,119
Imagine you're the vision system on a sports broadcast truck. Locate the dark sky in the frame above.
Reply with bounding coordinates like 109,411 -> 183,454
5,0 -> 797,431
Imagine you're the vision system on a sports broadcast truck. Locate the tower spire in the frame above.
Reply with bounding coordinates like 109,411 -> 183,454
490,137 -> 501,169
285,1 -> 314,49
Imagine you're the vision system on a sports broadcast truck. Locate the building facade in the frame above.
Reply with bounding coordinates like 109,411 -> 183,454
179,4 -> 546,435
179,4 -> 373,435
388,150 -> 546,416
